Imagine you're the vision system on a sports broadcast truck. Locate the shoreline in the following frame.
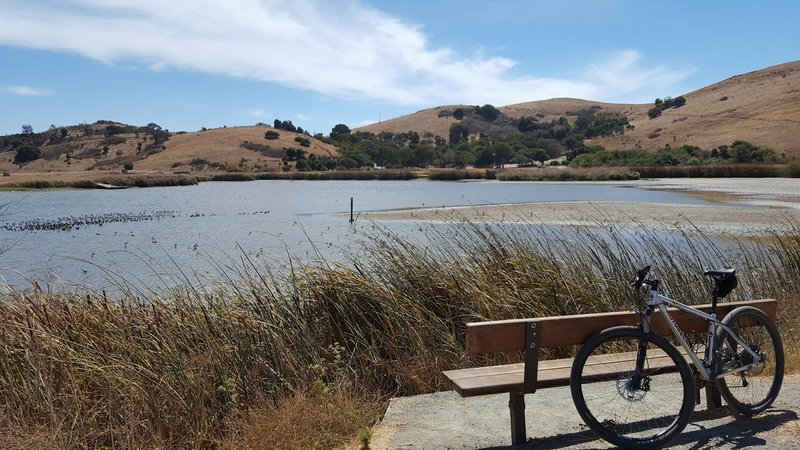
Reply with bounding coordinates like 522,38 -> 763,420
357,178 -> 800,237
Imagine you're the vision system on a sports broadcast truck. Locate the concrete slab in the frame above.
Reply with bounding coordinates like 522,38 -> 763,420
370,378 -> 800,449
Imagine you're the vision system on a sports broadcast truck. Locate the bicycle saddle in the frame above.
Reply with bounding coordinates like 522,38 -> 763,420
703,268 -> 735,279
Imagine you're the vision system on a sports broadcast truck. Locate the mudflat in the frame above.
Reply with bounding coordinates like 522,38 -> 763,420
360,178 -> 800,236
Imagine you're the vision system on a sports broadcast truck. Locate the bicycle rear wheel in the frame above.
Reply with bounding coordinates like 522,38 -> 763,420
716,306 -> 784,415
570,326 -> 695,449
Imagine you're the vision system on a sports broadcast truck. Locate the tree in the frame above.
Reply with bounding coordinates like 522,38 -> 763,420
146,122 -> 169,145
280,120 -> 296,132
453,150 -> 476,168
330,123 -> 351,139
338,157 -> 358,169
453,108 -> 465,120
448,123 -> 469,144
21,124 -> 34,135
295,158 -> 309,171
265,130 -> 280,140
492,142 -> 512,167
14,143 -> 40,163
475,104 -> 500,122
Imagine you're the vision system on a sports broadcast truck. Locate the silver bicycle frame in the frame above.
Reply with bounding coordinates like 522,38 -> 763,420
643,290 -> 762,381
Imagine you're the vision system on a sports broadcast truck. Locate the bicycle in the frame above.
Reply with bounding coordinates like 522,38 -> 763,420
569,266 -> 784,449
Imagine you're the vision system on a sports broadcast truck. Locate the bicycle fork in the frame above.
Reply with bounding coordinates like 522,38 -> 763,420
631,304 -> 656,391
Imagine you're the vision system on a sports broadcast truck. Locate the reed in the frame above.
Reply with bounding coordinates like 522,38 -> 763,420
0,174 -> 202,189
1,216 -> 798,447
497,167 -> 640,181
633,164 -> 784,178
427,169 -> 496,180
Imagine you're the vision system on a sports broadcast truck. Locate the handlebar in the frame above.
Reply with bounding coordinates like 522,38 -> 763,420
630,265 -> 660,291
630,265 -> 651,289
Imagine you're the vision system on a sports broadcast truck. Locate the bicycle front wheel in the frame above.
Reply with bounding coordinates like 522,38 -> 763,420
570,326 -> 695,449
716,306 -> 784,415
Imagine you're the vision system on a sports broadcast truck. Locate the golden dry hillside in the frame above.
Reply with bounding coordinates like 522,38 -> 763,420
359,61 -> 800,158
0,122 -> 338,175
136,126 -> 337,171
587,61 -> 800,156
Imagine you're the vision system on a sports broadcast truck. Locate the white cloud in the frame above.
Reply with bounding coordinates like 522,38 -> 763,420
246,108 -> 267,118
586,51 -> 696,103
2,85 -> 55,96
357,119 -> 378,127
0,1 -> 692,106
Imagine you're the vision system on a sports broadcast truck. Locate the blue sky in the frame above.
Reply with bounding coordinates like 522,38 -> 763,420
1,0 -> 797,136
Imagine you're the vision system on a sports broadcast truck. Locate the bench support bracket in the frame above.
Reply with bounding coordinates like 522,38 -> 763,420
523,321 -> 541,393
509,391 -> 526,445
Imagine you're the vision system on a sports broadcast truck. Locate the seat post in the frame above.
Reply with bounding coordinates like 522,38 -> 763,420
711,284 -> 719,315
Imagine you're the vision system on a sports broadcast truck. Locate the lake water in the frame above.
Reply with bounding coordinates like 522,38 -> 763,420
0,180 -> 710,292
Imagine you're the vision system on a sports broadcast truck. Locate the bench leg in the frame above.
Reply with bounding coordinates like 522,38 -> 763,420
705,381 -> 722,410
509,391 -> 526,445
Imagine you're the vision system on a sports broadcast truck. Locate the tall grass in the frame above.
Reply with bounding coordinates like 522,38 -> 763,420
1,216 -> 798,447
427,169 -> 496,180
498,167 -> 640,181
0,174 -> 201,189
633,164 -> 784,178
209,169 -> 420,182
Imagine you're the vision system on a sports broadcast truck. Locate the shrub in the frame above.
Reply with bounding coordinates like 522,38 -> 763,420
265,131 -> 280,140
13,143 -> 41,163
474,104 -> 500,122
105,124 -> 126,135
123,163 -> 134,171
784,162 -> 800,178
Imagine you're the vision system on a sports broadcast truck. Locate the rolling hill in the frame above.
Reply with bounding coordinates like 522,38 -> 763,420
1,60 -> 798,182
358,61 -> 800,159
0,122 -> 339,176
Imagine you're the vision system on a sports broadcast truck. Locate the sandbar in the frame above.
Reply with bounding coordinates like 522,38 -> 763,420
359,178 -> 800,236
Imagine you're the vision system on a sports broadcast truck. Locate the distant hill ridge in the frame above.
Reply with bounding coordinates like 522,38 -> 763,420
358,60 -> 800,158
2,61 -> 798,176
0,121 -> 339,175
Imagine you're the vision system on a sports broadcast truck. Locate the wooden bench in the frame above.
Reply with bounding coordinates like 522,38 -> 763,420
442,298 -> 777,445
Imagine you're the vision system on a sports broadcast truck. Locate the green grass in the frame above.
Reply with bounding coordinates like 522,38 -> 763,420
1,215 -> 798,447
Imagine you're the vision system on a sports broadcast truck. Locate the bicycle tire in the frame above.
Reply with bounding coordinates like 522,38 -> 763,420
715,306 -> 784,415
570,326 -> 695,449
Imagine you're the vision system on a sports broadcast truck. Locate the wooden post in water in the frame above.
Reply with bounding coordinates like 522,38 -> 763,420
350,197 -> 354,223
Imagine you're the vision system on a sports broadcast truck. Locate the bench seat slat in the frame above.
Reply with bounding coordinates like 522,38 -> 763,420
444,349 -> 688,397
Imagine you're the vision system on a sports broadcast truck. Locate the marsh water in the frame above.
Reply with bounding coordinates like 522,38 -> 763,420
0,180 -> 710,292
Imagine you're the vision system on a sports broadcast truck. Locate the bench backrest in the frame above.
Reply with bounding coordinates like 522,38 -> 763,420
466,298 -> 777,354
465,298 -> 777,394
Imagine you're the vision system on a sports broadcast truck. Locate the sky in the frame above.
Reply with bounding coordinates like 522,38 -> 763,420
1,0 -> 798,137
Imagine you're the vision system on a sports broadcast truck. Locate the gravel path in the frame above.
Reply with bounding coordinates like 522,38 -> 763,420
370,376 -> 800,449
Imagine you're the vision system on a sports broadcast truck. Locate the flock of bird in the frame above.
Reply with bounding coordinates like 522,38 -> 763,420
1,211 -> 178,232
